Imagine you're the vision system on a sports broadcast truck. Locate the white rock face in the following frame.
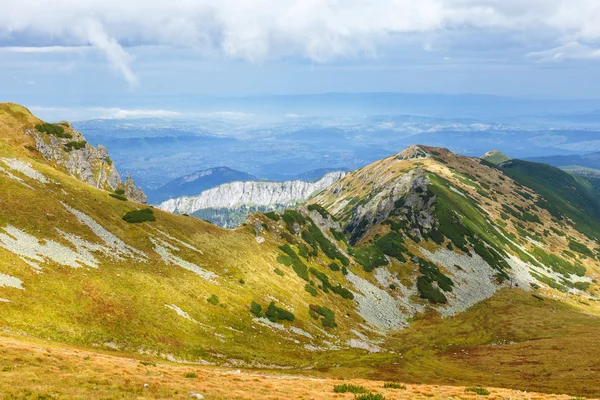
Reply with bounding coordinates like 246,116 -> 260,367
158,172 -> 346,215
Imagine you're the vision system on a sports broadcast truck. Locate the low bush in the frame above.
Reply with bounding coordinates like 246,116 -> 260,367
109,193 -> 127,201
383,383 -> 406,389
277,244 -> 309,281
282,209 -> 306,233
274,268 -> 285,276
307,203 -> 331,219
333,384 -> 368,394
139,361 -> 156,367
304,284 -> 318,296
356,394 -> 387,400
465,387 -> 490,395
352,245 -> 388,272
328,262 -> 340,271
184,372 -> 198,379
310,304 -> 337,328
122,208 -> 156,223
568,240 -> 594,258
36,122 -> 72,138
264,211 -> 280,221
264,301 -> 295,323
250,301 -> 262,317
207,294 -> 219,305
64,140 -> 86,152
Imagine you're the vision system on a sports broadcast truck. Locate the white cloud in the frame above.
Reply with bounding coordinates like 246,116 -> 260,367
2,0 -> 600,86
527,41 -> 600,62
92,108 -> 180,119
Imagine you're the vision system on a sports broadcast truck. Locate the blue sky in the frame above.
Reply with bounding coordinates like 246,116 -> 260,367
2,1 -> 600,119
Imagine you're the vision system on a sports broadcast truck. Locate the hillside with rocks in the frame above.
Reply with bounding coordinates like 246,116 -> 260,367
1,104 -> 600,398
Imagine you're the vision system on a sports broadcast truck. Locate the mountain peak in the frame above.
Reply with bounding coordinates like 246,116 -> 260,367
397,144 -> 431,160
481,149 -> 511,165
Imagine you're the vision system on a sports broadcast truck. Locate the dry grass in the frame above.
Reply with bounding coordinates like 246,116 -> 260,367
0,332 -> 580,400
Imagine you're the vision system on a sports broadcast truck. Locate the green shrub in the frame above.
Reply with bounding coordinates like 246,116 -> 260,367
264,301 -> 295,323
356,394 -> 387,400
310,304 -> 337,328
328,262 -> 340,271
333,384 -> 368,394
568,240 -> 594,258
383,383 -> 405,389
341,266 -> 348,275
64,140 -> 87,152
465,387 -> 490,395
307,223 -> 349,265
109,193 -> 127,201
375,231 -> 407,262
184,372 -> 198,379
277,244 -> 309,281
139,361 -> 156,367
330,228 -> 346,242
274,267 -> 285,276
304,284 -> 318,296
36,122 -> 72,138
250,301 -> 262,317
307,203 -> 331,219
264,211 -> 280,221
122,208 -> 156,223
115,188 -> 125,195
207,294 -> 219,305
281,210 -> 306,233
417,276 -> 447,304
351,244 -> 388,272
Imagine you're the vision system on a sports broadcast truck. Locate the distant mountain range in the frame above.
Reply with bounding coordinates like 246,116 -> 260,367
526,151 -> 600,170
146,166 -> 257,204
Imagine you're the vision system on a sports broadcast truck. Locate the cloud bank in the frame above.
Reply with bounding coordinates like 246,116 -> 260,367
2,0 -> 600,86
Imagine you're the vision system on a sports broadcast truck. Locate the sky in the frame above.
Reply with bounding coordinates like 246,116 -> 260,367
2,0 -> 600,119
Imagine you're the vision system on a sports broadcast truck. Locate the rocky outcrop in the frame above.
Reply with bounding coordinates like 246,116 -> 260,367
26,123 -> 146,203
122,174 -> 148,204
397,145 -> 430,161
158,172 -> 346,216
345,168 -> 431,244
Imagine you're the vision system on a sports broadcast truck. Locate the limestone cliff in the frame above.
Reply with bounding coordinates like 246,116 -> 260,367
158,171 -> 346,225
25,122 -> 146,203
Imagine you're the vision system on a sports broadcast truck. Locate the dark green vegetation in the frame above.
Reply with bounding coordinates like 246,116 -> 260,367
277,244 -> 309,281
309,304 -> 337,328
36,122 -> 72,139
501,159 -> 600,240
355,394 -> 387,400
206,294 -> 219,305
63,140 -> 86,152
249,301 -> 295,322
333,384 -> 369,394
383,383 -> 406,389
122,208 -> 156,223
416,258 -> 454,304
465,387 -> 490,395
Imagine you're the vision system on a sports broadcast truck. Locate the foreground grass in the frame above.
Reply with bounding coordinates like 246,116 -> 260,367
376,289 -> 600,397
0,333 -> 580,400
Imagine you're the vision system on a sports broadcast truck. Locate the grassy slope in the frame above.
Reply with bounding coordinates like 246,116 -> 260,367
0,332 -> 579,400
501,159 -> 600,241
380,289 -> 600,397
0,104 -> 370,367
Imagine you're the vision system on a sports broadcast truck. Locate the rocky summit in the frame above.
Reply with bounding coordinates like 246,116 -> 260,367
1,104 -> 600,399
